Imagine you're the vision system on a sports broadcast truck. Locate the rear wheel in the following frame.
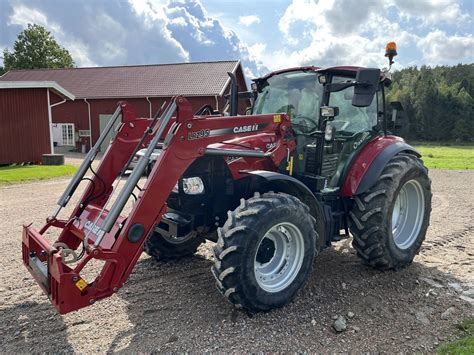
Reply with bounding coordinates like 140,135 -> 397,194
212,192 -> 318,312
349,153 -> 432,270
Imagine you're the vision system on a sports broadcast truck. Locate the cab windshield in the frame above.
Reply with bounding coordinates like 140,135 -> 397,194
253,71 -> 323,134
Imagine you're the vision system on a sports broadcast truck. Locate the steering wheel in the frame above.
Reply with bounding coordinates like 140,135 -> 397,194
292,114 -> 319,134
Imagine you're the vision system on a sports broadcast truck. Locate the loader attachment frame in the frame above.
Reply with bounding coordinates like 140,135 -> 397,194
22,96 -> 293,314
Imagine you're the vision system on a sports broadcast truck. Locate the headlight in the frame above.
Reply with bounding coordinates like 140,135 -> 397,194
325,124 -> 334,141
172,177 -> 205,195
183,177 -> 205,194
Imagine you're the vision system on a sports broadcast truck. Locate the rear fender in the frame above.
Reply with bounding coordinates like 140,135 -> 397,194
341,136 -> 419,196
245,170 -> 326,245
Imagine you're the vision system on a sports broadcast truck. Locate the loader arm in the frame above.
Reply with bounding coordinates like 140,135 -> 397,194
22,96 -> 293,314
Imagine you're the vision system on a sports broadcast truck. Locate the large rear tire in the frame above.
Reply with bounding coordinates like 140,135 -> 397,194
349,153 -> 432,270
212,192 -> 318,312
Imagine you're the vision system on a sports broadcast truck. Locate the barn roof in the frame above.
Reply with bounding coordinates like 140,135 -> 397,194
0,60 -> 242,99
0,81 -> 75,100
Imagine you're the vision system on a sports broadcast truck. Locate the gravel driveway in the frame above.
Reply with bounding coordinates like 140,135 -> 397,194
0,169 -> 472,352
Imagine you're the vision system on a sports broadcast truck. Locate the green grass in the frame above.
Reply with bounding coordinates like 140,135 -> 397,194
438,317 -> 474,355
412,143 -> 474,170
0,165 -> 77,184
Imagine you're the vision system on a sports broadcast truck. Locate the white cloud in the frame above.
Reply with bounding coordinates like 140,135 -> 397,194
247,42 -> 266,61
163,0 -> 267,76
8,5 -> 60,33
2,0 -> 470,75
8,5 -> 97,67
271,0 -> 470,71
392,0 -> 470,25
238,15 -> 260,27
418,30 -> 474,63
275,0 -> 394,69
278,0 -> 319,44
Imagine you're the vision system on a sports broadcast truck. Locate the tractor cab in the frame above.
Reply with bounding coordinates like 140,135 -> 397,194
251,66 -> 384,193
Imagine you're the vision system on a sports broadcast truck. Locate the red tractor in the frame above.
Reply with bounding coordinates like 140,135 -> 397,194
22,43 -> 431,314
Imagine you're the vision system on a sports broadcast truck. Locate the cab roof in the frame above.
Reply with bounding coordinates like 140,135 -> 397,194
255,65 -> 389,82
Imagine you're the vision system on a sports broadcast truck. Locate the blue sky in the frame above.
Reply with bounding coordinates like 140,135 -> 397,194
1,0 -> 473,79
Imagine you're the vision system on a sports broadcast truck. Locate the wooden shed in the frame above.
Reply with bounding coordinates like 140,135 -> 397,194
0,81 -> 75,164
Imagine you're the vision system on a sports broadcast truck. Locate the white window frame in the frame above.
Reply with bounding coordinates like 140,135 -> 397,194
60,123 -> 75,146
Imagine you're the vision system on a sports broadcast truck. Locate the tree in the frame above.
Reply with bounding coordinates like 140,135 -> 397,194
3,24 -> 74,71
0,66 -> 5,76
386,64 -> 474,142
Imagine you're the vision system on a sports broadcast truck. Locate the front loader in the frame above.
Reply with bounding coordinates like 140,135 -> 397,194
22,42 -> 432,314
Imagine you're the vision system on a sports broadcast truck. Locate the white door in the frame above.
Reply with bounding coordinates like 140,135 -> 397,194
61,124 -> 75,146
52,123 -> 75,146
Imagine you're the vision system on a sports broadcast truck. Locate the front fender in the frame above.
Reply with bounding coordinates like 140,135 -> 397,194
245,170 -> 326,245
340,135 -> 420,196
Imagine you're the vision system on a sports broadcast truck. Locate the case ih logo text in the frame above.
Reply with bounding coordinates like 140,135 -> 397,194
233,124 -> 260,134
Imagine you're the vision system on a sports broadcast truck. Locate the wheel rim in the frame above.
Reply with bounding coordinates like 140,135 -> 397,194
391,179 -> 425,250
254,222 -> 305,293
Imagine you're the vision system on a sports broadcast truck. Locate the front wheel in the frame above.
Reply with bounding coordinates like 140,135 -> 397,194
144,230 -> 205,261
349,153 -> 432,270
212,192 -> 318,312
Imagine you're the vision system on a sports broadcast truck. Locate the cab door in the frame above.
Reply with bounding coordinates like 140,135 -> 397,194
322,76 -> 380,189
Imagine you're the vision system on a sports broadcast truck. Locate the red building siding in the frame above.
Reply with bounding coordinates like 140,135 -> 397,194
51,96 -> 219,147
51,93 -> 246,150
0,88 -> 51,164
0,62 -> 249,161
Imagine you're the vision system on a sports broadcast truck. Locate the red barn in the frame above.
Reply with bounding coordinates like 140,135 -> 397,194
0,60 -> 247,164
0,81 -> 75,164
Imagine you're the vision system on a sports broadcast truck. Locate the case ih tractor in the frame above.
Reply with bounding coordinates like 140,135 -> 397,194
22,43 -> 431,314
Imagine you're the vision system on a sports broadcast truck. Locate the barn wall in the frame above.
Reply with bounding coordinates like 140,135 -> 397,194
0,88 -> 51,164
51,96 -> 229,150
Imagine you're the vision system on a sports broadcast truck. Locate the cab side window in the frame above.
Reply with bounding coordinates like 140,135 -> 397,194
329,76 -> 378,136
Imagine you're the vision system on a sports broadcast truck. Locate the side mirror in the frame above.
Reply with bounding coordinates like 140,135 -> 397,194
352,68 -> 380,107
388,101 -> 408,130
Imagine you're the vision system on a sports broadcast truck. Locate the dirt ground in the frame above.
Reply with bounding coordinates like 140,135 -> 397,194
0,169 -> 472,353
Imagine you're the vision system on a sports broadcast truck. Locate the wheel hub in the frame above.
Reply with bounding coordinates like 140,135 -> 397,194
391,179 -> 425,249
256,238 -> 276,264
254,222 -> 305,293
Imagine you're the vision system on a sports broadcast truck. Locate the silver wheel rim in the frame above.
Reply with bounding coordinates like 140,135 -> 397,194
391,179 -> 425,249
254,222 -> 305,293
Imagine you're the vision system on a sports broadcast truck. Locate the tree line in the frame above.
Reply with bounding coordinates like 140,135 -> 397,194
386,64 -> 473,142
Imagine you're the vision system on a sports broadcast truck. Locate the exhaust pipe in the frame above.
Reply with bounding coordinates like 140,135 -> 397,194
227,72 -> 238,116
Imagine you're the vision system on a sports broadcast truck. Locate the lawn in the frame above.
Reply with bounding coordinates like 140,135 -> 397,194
438,317 -> 474,355
0,165 -> 77,184
413,143 -> 474,170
